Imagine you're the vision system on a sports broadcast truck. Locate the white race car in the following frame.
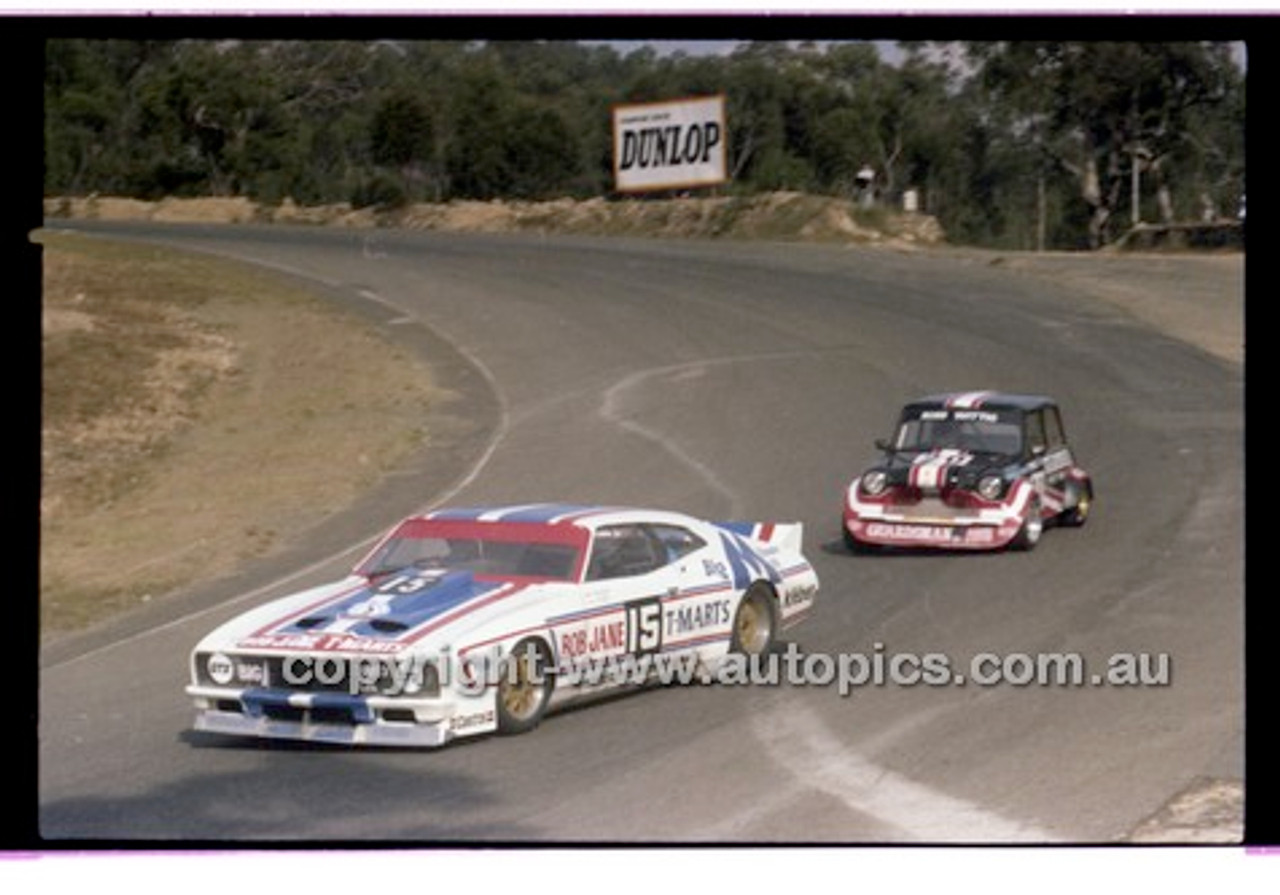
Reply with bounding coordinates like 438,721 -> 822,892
187,504 -> 818,748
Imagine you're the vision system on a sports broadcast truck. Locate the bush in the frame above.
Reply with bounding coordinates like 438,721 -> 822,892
350,173 -> 408,211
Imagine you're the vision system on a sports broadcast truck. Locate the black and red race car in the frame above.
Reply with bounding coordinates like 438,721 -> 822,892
842,392 -> 1092,552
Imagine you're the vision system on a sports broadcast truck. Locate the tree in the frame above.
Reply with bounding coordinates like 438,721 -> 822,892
504,103 -> 580,199
44,38 -> 1243,250
370,91 -> 436,203
968,41 -> 1243,248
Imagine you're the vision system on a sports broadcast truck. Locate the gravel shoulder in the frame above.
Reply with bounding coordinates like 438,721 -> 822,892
977,249 -> 1243,368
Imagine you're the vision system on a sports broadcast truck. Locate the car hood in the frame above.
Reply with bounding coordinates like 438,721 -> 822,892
878,448 -> 1014,489
195,570 -> 549,656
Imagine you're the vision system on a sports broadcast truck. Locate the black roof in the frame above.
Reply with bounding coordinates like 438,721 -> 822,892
903,392 -> 1057,413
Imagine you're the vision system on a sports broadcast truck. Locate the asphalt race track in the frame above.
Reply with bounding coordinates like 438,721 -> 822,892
38,222 -> 1244,843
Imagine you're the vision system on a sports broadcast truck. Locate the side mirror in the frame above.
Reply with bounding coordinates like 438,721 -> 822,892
875,438 -> 892,452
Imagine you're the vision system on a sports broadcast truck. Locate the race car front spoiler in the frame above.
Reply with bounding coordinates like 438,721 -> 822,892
186,685 -> 491,748
193,706 -> 451,747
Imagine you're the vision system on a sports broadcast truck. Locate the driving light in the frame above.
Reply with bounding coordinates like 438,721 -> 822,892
977,475 -> 1005,500
206,652 -> 235,686
861,470 -> 888,496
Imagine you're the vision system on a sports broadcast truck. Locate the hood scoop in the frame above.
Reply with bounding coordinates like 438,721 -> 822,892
269,569 -> 499,642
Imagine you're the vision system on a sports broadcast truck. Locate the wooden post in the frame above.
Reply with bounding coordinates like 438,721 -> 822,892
1037,173 -> 1046,253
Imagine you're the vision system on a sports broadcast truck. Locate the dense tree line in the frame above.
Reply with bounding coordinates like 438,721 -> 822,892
44,39 -> 1245,249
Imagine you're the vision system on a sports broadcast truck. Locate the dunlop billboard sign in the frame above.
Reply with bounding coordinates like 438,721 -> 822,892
612,95 -> 727,193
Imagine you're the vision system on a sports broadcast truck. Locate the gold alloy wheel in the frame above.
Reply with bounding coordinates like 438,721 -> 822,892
1074,490 -> 1091,522
733,587 -> 775,656
1062,483 -> 1092,527
501,654 -> 539,719
496,639 -> 552,733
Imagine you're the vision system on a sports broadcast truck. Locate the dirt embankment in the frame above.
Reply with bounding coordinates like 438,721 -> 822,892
44,191 -> 947,247
39,233 -> 441,637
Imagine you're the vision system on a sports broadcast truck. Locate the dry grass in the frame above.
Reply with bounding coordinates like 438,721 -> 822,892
39,232 -> 440,636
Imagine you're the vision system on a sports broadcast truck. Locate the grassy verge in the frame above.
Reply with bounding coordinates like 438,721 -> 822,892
39,232 -> 440,637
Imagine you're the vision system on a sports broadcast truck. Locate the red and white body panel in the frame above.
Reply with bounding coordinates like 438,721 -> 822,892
843,448 -> 1089,551
844,475 -> 1039,550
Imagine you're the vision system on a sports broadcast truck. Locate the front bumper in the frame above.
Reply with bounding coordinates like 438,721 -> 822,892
844,515 -> 1018,549
844,486 -> 1029,550
187,685 -> 494,748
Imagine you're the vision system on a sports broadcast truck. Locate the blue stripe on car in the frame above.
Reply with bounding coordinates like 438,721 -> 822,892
496,504 -> 602,523
717,531 -> 781,590
425,504 -> 602,523
277,571 -> 503,639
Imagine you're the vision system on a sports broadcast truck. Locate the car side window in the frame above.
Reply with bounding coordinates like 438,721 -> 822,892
585,525 -> 667,581
1043,406 -> 1066,450
895,419 -> 921,450
649,525 -> 707,563
1024,411 -> 1048,458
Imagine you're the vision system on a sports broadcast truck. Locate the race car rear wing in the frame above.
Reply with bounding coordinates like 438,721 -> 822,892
713,521 -> 805,555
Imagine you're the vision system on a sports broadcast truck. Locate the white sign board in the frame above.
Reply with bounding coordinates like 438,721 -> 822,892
612,95 -> 727,193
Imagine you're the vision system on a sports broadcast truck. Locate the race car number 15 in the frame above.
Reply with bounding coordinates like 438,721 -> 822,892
625,599 -> 663,655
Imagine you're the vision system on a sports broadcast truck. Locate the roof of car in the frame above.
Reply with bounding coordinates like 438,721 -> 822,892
904,391 -> 1058,413
416,504 -> 690,529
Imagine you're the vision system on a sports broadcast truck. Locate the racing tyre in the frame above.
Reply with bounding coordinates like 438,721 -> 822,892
1010,498 -> 1044,551
730,584 -> 778,656
496,638 -> 554,736
1060,481 -> 1093,528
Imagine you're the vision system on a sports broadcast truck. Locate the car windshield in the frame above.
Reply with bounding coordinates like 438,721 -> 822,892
356,519 -> 587,582
893,410 -> 1023,456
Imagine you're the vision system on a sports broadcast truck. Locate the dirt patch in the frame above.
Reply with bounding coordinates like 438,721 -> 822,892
1127,778 -> 1244,843
984,250 -> 1244,366
39,232 -> 440,637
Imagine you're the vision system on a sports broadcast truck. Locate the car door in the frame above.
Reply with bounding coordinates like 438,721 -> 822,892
1038,405 -> 1076,510
558,524 -> 675,670
1022,409 -> 1051,511
576,523 -> 726,665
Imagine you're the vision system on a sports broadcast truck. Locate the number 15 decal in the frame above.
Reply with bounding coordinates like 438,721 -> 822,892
625,598 -> 663,655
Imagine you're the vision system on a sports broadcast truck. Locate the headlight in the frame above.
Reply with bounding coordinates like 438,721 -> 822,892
860,470 -> 888,496
399,661 -> 440,697
977,475 -> 1005,500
